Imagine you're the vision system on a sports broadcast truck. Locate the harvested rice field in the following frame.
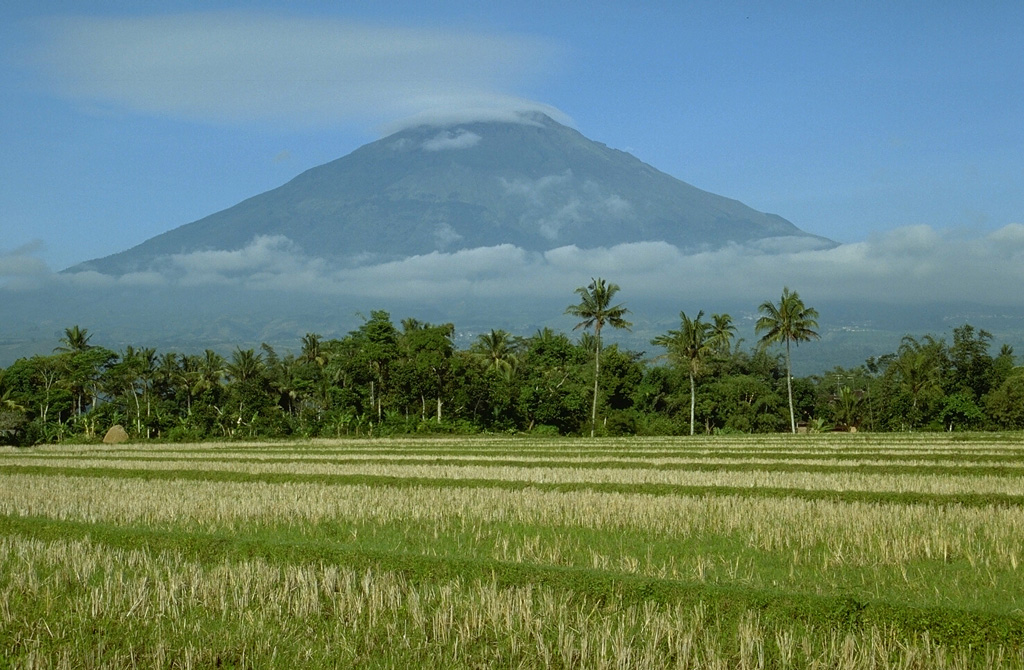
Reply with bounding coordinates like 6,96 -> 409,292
1,433 -> 1023,668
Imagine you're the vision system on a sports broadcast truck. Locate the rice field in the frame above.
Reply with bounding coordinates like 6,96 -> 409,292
1,433 -> 1023,668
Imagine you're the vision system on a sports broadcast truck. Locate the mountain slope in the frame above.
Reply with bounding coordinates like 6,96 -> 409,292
72,112 -> 831,275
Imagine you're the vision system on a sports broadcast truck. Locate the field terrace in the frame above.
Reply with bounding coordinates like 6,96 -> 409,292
1,434 -> 1023,668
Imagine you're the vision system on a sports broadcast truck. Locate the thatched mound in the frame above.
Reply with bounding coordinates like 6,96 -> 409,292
102,425 -> 129,444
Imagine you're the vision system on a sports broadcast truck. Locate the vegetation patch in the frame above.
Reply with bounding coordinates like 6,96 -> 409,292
1,434 -> 1023,667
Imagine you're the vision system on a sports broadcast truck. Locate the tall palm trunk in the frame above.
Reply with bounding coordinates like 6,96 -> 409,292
689,372 -> 696,436
590,328 -> 601,438
786,340 -> 796,433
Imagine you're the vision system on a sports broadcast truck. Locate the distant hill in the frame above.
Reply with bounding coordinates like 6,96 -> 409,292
71,112 -> 832,275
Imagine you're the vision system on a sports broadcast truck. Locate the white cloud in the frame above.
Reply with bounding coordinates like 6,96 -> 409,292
502,172 -> 635,241
432,223 -> 463,249
27,223 -> 1024,310
422,130 -> 482,151
29,12 -> 564,127
0,241 -> 48,273
502,171 -> 573,202
383,104 -> 574,133
0,241 -> 53,289
159,235 -> 326,286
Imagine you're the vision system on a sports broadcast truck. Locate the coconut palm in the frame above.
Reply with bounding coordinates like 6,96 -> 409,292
54,325 -> 92,354
756,287 -> 820,433
892,334 -> 944,427
300,333 -> 326,368
565,277 -> 632,437
226,348 -> 264,384
193,350 -> 226,397
711,313 -> 737,356
652,310 -> 728,435
470,329 -> 519,380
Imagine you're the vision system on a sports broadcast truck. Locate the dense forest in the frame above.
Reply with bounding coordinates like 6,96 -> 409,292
2,281 -> 1023,446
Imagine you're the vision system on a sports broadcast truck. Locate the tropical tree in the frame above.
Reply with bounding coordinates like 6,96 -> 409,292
889,334 -> 946,428
300,333 -> 326,368
517,329 -> 589,434
397,320 -> 455,423
179,350 -> 226,435
224,348 -> 278,436
986,369 -> 1024,429
946,324 -> 995,400
54,325 -> 92,354
652,310 -> 729,435
192,350 -> 226,399
710,313 -> 737,356
565,278 -> 632,437
0,370 -> 28,444
832,386 -> 864,430
756,287 -> 820,433
352,311 -> 400,424
469,329 -> 519,380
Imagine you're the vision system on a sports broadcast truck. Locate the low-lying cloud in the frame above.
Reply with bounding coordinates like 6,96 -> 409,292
502,171 -> 636,242
422,130 -> 482,151
6,224 -> 1024,309
0,242 -> 50,282
28,12 -> 563,127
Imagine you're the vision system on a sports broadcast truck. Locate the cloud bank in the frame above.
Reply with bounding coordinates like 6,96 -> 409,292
6,224 -> 1024,309
28,12 -> 564,127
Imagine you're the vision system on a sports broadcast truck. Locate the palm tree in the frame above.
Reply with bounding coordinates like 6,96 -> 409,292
193,350 -> 226,397
0,370 -> 26,415
226,348 -> 264,384
54,325 -> 92,354
576,332 -> 598,357
711,313 -> 737,356
833,386 -> 863,430
180,349 -> 225,420
565,277 -> 632,437
756,287 -> 820,433
53,325 -> 96,417
470,329 -> 519,380
300,333 -> 326,368
652,310 -> 728,435
892,334 -> 944,427
111,346 -> 155,437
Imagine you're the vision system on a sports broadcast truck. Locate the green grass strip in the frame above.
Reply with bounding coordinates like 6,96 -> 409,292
3,463 -> 1024,508
7,454 -> 1024,478
1,513 -> 1020,651
25,445 -> 1024,462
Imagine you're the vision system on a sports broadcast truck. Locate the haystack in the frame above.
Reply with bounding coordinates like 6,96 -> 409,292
103,424 -> 129,444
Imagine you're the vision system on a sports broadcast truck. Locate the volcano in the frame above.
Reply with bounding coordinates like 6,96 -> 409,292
72,112 -> 831,275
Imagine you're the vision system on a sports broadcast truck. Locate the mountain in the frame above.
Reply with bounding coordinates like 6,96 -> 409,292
71,112 -> 832,275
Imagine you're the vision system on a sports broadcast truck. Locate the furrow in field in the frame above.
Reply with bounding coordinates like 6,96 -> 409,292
2,515 -> 1021,653
3,464 -> 1024,509
4,457 -> 1024,496
2,471 -> 1022,616
6,451 -> 1024,476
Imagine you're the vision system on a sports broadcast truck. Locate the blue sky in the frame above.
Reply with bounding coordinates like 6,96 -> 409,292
1,0 -> 1022,289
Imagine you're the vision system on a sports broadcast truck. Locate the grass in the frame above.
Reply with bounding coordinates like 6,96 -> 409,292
1,433 -> 1023,668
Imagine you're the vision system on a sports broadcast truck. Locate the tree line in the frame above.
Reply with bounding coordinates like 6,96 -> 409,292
1,281 -> 1022,445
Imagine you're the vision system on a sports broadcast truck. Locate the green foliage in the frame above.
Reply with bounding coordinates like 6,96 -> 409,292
940,392 -> 985,431
652,309 -> 733,435
565,277 -> 632,437
757,287 -> 820,434
985,370 -> 1024,429
1,309 -> 1021,443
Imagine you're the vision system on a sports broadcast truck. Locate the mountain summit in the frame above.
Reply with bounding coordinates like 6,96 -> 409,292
73,112 -> 831,274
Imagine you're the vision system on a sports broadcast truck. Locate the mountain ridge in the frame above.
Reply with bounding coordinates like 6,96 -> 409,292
71,112 -> 832,275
